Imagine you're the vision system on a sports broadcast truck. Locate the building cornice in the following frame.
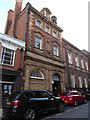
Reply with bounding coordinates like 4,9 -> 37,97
25,2 -> 63,32
0,32 -> 25,50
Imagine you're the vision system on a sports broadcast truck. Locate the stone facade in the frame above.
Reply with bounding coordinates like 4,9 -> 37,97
5,1 -> 65,96
24,51 -> 65,94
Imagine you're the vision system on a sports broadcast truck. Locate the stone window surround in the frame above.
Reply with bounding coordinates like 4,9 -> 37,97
34,32 -> 43,50
30,70 -> 44,80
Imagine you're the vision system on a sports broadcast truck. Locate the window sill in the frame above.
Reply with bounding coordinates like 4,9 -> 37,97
0,63 -> 14,67
34,47 -> 43,52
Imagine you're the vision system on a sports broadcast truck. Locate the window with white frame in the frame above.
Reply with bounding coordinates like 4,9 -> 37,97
84,77 -> 88,88
53,46 -> 58,56
85,61 -> 88,71
30,71 -> 44,79
78,76 -> 82,88
81,59 -> 84,69
35,36 -> 42,49
68,52 -> 72,64
52,31 -> 57,38
1,47 -> 14,66
75,56 -> 79,67
35,19 -> 42,28
45,25 -> 50,33
70,75 -> 75,88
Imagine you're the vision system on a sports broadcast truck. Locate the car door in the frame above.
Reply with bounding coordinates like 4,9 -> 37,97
41,91 -> 57,111
74,92 -> 82,103
30,91 -> 48,112
78,92 -> 85,103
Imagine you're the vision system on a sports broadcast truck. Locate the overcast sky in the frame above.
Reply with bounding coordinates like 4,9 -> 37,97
0,0 -> 89,51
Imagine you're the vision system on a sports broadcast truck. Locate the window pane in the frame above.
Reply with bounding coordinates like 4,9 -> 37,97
36,19 -> 41,28
68,52 -> 72,64
53,31 -> 57,38
31,71 -> 43,78
54,46 -> 58,56
35,37 -> 42,49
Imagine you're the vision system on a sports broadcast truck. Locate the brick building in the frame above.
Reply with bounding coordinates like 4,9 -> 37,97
62,38 -> 90,93
5,1 -> 65,96
0,32 -> 25,106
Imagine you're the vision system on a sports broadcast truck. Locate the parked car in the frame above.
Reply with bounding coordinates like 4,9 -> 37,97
60,90 -> 87,106
85,90 -> 90,100
2,90 -> 65,120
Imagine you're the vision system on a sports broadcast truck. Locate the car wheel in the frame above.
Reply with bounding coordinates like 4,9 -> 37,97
24,108 -> 35,120
74,100 -> 77,107
57,102 -> 65,112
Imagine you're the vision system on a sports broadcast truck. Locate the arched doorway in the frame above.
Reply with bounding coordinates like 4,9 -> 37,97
52,74 -> 61,96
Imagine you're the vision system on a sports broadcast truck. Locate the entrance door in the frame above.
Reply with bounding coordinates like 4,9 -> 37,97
52,74 -> 61,97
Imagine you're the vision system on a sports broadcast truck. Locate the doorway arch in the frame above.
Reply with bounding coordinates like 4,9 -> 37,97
52,73 -> 61,96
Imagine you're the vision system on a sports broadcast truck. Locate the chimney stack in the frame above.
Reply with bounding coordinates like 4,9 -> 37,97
12,0 -> 23,37
5,9 -> 14,34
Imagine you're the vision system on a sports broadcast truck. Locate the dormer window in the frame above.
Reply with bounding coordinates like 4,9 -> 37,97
40,8 -> 51,20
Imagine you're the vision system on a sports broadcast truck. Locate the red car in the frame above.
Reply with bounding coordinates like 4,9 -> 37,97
60,90 -> 87,106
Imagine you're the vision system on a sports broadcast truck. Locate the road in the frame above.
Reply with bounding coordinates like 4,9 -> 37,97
0,101 -> 89,120
38,101 -> 89,120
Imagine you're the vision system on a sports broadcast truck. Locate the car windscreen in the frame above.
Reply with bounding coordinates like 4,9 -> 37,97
61,92 -> 70,96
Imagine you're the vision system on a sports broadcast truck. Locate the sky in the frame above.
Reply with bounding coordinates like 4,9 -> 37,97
0,0 -> 89,51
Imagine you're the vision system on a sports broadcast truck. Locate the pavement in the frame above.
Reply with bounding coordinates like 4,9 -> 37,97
0,108 -> 2,119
